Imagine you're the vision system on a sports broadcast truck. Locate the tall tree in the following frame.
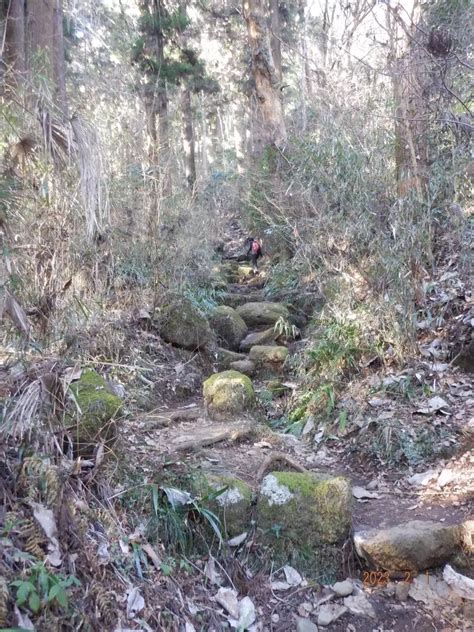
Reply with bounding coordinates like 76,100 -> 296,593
242,0 -> 286,155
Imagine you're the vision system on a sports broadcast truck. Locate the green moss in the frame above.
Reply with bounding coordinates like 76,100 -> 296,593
203,370 -> 255,419
257,471 -> 352,580
68,369 -> 122,456
193,474 -> 253,537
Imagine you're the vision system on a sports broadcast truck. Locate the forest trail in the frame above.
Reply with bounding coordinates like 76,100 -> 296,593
119,224 -> 473,631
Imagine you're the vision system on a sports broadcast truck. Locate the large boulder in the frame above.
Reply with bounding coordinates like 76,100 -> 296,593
195,474 -> 253,537
157,299 -> 213,350
240,328 -> 277,352
257,471 -> 352,581
210,306 -> 248,351
216,348 -> 247,370
236,302 -> 289,329
68,369 -> 122,457
354,521 -> 461,572
203,370 -> 255,419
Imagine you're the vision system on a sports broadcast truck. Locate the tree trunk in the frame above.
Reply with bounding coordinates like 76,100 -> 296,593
242,0 -> 286,153
4,0 -> 27,83
52,0 -> 67,110
181,85 -> 196,189
26,0 -> 55,78
269,0 -> 282,82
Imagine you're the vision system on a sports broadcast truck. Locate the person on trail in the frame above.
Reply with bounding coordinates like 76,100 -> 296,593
245,237 -> 263,273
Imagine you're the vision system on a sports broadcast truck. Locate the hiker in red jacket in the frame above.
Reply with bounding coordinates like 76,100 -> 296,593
246,237 -> 263,273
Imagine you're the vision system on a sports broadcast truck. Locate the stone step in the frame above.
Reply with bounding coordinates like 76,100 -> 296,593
239,327 -> 278,352
236,302 -> 289,329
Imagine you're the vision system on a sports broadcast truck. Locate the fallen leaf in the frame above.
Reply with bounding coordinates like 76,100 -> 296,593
283,565 -> 302,586
417,396 -> 449,414
141,543 -> 162,571
204,557 -> 222,585
352,486 -> 380,500
407,469 -> 440,487
32,502 -> 61,566
127,587 -> 145,619
161,486 -> 193,508
229,596 -> 256,629
215,587 -> 240,619
227,532 -> 248,547
14,605 -> 35,630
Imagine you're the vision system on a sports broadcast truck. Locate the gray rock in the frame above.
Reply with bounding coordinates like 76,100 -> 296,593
343,594 -> 376,618
216,348 -> 246,370
236,302 -> 289,328
158,299 -> 213,350
210,305 -> 248,351
239,327 -> 277,352
331,579 -> 353,597
317,604 -> 347,626
395,581 -> 410,602
296,617 -> 318,632
229,359 -> 256,377
354,520 -> 461,571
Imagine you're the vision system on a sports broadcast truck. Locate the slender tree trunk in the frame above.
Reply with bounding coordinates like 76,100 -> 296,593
242,0 -> 286,153
181,85 -> 196,189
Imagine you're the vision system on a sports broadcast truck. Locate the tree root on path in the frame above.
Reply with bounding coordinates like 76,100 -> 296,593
171,422 -> 254,452
256,451 -> 307,482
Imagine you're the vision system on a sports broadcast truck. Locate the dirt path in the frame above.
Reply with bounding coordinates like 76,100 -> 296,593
120,246 -> 473,630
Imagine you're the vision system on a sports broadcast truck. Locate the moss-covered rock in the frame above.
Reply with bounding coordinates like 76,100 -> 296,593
240,328 -> 277,352
157,299 -> 213,350
210,306 -> 248,351
216,348 -> 247,370
218,291 -> 266,309
266,380 -> 291,398
68,369 -> 122,457
236,302 -> 289,329
203,370 -> 255,419
249,345 -> 289,365
195,474 -> 253,537
257,471 -> 352,581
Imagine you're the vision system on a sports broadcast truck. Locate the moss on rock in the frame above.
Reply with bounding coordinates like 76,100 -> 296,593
249,345 -> 289,365
210,305 -> 248,351
68,369 -> 122,457
158,299 -> 213,350
236,302 -> 289,328
203,370 -> 255,419
257,471 -> 352,581
195,474 -> 253,537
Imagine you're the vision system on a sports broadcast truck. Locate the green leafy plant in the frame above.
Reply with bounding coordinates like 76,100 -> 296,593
10,563 -> 80,614
146,484 -> 224,555
273,316 -> 300,341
